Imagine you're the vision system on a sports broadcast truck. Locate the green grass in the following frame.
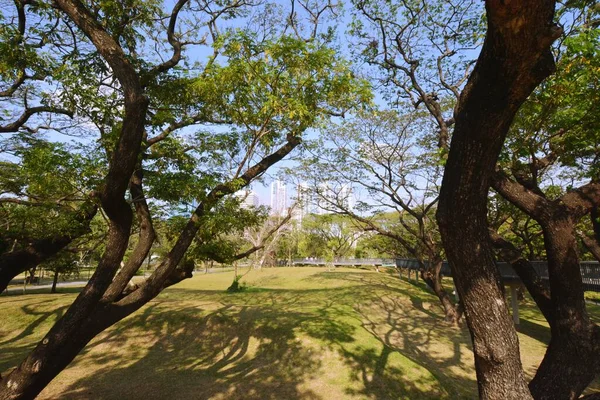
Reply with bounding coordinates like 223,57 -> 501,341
1,267 -> 599,399
586,291 -> 600,303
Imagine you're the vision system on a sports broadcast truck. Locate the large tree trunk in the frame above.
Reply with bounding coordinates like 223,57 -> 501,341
0,0 -> 302,397
528,218 -> 599,399
491,174 -> 600,398
436,2 -> 560,398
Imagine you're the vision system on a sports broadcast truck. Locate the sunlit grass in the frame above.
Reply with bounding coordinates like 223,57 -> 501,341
1,267 -> 599,399
586,291 -> 600,303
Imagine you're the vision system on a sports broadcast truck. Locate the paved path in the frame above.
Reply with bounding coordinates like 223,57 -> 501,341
2,280 -> 88,295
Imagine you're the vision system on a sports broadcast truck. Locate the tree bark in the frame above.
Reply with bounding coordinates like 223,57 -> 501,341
528,218 -> 599,400
436,2 -> 560,398
50,271 -> 59,294
102,166 -> 156,302
420,259 -> 461,325
491,173 -> 600,398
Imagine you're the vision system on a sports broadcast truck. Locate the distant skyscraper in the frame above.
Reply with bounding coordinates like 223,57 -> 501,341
339,184 -> 355,211
315,182 -> 331,215
292,182 -> 312,223
234,189 -> 259,209
270,180 -> 287,215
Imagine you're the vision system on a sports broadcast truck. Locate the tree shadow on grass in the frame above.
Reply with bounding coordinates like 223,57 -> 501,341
292,271 -> 477,398
516,318 -> 551,345
308,271 -> 449,319
0,304 -> 70,347
339,292 -> 476,399
0,300 -> 70,373
7,271 -> 481,400
45,296 -> 357,400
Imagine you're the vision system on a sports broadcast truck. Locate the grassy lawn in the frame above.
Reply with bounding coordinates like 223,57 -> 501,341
1,267 -> 599,399
586,291 -> 600,303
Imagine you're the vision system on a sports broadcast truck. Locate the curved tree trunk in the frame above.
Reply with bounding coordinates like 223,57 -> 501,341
491,174 -> 600,398
420,260 -> 461,325
437,2 -> 560,398
528,219 -> 600,400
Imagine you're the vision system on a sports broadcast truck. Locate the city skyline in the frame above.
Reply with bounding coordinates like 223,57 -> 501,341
233,189 -> 259,210
235,180 -> 356,218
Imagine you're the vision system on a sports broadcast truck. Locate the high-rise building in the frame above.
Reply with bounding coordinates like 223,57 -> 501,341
315,182 -> 331,215
339,184 -> 355,211
234,189 -> 259,209
292,182 -> 312,223
270,180 -> 287,215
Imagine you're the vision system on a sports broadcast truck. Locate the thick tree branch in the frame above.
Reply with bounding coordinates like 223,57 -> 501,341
102,166 -> 156,302
0,107 -> 74,133
110,134 -> 302,313
488,228 -> 553,322
580,233 -> 600,262
491,169 -> 552,221
143,0 -> 190,83
561,181 -> 600,219
0,202 -> 97,292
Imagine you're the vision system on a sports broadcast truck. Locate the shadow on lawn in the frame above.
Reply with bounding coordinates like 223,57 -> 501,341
316,272 -> 476,399
342,294 -> 475,399
0,301 -> 70,372
42,272 -> 478,399
7,269 -> 600,399
3,270 -> 480,399
52,299 -> 351,399
516,318 -> 551,345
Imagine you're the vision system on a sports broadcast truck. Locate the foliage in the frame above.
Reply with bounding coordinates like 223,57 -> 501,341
41,251 -> 80,278
294,110 -> 443,264
299,214 -> 361,259
0,137 -> 102,255
503,6 -> 600,181
1,0 -> 371,267
155,199 -> 268,266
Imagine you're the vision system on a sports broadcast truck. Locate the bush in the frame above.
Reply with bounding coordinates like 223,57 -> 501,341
226,276 -> 247,293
